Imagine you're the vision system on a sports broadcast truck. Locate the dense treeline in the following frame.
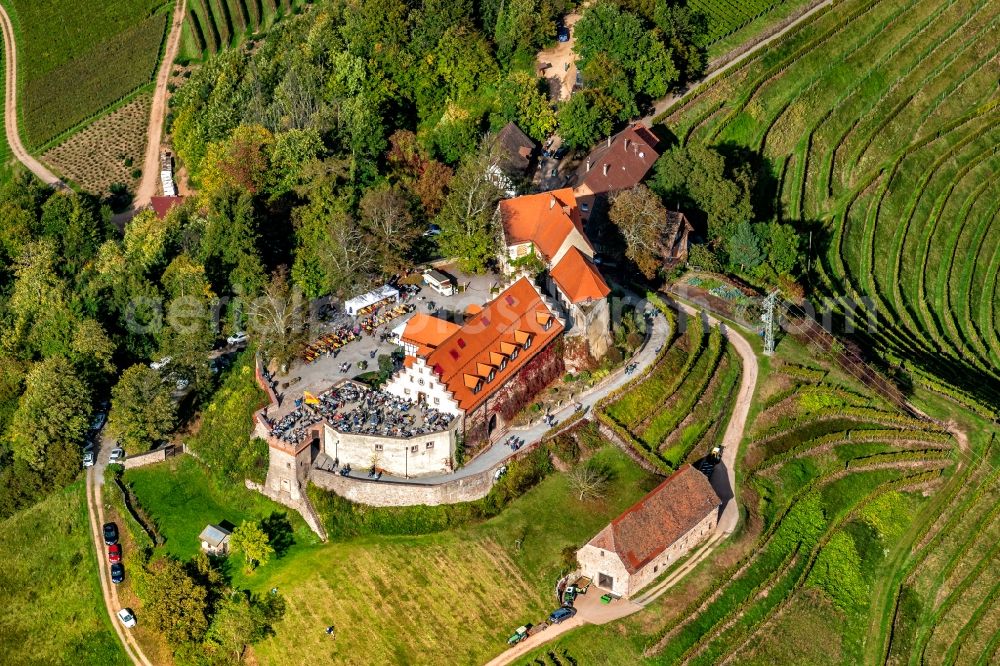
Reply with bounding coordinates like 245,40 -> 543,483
0,0 -> 710,518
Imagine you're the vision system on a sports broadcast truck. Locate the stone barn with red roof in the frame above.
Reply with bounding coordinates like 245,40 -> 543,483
576,465 -> 721,597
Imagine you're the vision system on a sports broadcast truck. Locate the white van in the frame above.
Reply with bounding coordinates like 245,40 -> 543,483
423,269 -> 455,296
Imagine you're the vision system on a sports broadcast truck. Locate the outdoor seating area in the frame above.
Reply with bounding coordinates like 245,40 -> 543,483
360,302 -> 415,335
263,404 -> 323,445
314,382 -> 456,439
302,325 -> 361,363
261,381 -> 456,445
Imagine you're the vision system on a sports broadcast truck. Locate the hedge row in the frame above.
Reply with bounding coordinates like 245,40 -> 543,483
754,428 -> 950,473
774,363 -> 827,382
642,328 -> 724,449
846,449 -> 952,467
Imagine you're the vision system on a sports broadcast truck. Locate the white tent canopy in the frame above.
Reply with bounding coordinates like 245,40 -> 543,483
390,319 -> 409,345
344,285 -> 400,316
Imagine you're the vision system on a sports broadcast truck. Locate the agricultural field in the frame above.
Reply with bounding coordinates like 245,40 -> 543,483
601,307 -> 742,470
660,0 -> 1000,412
4,0 -> 172,149
180,0 -> 308,60
0,481 -> 127,665
513,334 -> 962,665
43,95 -> 151,195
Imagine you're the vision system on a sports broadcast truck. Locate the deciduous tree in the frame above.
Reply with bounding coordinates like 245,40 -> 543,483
434,140 -> 505,273
230,520 -> 274,572
108,364 -> 177,452
7,356 -> 90,470
248,270 -> 308,371
609,184 -> 667,278
142,557 -> 210,645
360,183 -> 419,273
205,590 -> 286,662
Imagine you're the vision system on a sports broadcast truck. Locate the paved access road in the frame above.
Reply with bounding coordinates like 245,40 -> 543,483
0,4 -> 63,187
372,307 -> 671,485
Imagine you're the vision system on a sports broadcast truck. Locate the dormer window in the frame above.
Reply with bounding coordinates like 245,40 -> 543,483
500,357 -> 508,370
543,318 -> 553,331
488,369 -> 496,382
472,382 -> 482,394
523,336 -> 532,349
510,347 -> 519,360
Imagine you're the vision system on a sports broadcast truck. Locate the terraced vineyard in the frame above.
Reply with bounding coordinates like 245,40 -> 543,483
688,0 -> 789,44
182,0 -> 307,58
881,433 -> 1000,666
599,307 -> 742,471
642,358 -> 954,664
512,339 -> 962,665
660,0 -> 1000,410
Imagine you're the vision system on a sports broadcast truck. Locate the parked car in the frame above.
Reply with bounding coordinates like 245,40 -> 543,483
83,451 -> 95,468
110,563 -> 125,584
117,608 -> 136,628
549,606 -> 576,624
90,411 -> 107,432
175,378 -> 190,391
150,356 -> 171,371
108,543 -> 122,564
109,448 -> 125,464
557,25 -> 570,42
422,224 -> 442,237
103,522 -> 119,546
226,331 -> 248,346
83,440 -> 94,454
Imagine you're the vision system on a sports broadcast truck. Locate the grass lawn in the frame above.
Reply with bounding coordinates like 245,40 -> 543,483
246,445 -> 660,665
0,481 -> 127,665
2,0 -> 171,148
124,455 -> 320,587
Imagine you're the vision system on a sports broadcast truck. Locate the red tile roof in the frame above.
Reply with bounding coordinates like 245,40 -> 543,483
424,277 -> 563,411
591,465 -> 720,574
402,313 -> 462,351
149,196 -> 184,219
498,188 -> 591,262
575,124 -> 659,197
550,246 -> 610,304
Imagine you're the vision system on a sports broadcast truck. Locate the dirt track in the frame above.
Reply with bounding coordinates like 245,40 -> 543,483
0,4 -> 63,186
132,0 -> 187,210
86,451 -> 153,666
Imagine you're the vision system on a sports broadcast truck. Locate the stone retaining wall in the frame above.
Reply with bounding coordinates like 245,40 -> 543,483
310,461 -> 503,507
123,445 -> 178,469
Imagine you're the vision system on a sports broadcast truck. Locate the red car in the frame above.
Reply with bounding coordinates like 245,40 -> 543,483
108,543 -> 122,563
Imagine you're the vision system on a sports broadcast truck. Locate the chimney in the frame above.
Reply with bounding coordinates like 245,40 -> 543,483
549,194 -> 556,209
607,136 -> 611,148
623,138 -> 629,151
586,158 -> 591,172
603,163 -> 609,176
